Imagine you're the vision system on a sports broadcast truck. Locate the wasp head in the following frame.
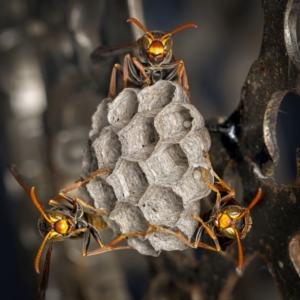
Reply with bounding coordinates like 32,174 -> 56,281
128,18 -> 197,64
213,206 -> 252,240
37,208 -> 73,241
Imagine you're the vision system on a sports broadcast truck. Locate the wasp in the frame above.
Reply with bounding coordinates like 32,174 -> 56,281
148,155 -> 262,274
91,18 -> 197,99
9,165 -> 152,300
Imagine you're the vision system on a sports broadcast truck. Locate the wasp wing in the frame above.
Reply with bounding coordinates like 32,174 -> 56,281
38,242 -> 54,300
91,41 -> 138,63
8,164 -> 31,196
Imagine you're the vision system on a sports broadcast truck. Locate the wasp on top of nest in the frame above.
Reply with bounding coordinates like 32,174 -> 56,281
91,18 -> 197,100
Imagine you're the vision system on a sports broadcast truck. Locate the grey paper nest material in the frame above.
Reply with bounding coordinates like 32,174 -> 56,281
82,80 -> 213,256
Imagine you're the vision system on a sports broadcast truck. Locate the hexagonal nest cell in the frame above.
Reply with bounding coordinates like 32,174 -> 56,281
92,126 -> 121,168
107,88 -> 139,131
155,104 -> 193,141
139,186 -> 183,228
106,159 -> 149,204
118,111 -> 159,161
139,143 -> 189,186
82,80 -> 214,255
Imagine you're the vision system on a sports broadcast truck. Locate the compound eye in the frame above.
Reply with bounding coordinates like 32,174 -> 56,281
226,207 -> 242,219
143,36 -> 152,50
163,37 -> 172,51
221,227 -> 236,239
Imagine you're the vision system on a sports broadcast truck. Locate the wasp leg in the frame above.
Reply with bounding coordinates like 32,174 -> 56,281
180,63 -> 191,102
147,223 -> 196,248
51,169 -> 110,213
163,63 -> 180,81
89,225 -> 105,248
201,152 -> 235,209
148,222 -> 220,252
162,60 -> 191,103
73,197 -> 108,215
191,214 -> 221,251
175,60 -> 191,102
123,54 -> 142,88
108,63 -> 123,99
84,229 -> 155,256
82,226 -> 105,256
132,57 -> 151,87
203,152 -> 234,195
201,168 -> 222,210
56,169 -> 111,196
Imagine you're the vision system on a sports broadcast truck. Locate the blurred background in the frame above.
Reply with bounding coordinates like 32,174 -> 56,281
1,0 -> 299,299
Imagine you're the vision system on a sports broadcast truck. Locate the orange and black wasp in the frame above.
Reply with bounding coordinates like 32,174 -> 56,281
91,18 -> 197,99
9,165 -> 152,299
149,155 -> 262,274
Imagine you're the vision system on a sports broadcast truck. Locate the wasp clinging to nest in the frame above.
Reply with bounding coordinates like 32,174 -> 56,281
149,154 -> 262,274
91,18 -> 197,100
9,165 -> 153,300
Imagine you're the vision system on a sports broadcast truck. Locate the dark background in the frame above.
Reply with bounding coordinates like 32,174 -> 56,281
0,0 -> 298,299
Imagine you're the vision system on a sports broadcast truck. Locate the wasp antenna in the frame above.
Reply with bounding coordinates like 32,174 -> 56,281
35,231 -> 52,273
127,18 -> 155,39
30,187 -> 52,224
127,18 -> 147,32
163,22 -> 197,39
237,188 -> 262,220
233,227 -> 244,274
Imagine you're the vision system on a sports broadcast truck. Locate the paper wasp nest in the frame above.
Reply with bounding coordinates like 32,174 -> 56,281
82,81 -> 213,256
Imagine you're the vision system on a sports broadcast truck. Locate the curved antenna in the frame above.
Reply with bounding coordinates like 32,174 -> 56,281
237,188 -> 262,220
162,22 -> 197,40
127,18 -> 155,40
35,231 -> 53,273
30,187 -> 52,224
233,227 -> 244,275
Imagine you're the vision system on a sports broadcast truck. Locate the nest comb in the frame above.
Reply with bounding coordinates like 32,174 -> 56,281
82,80 -> 213,255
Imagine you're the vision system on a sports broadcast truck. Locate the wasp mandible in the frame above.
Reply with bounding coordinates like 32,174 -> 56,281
91,18 -> 197,100
149,155 -> 262,274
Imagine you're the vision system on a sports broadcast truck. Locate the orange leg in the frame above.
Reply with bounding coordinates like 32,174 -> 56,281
163,60 -> 191,103
201,152 -> 235,209
123,54 -> 130,88
132,57 -> 150,87
148,223 -> 220,252
108,63 -> 123,99
56,169 -> 111,195
148,223 -> 196,248
84,229 -> 155,256
180,63 -> 190,100
73,197 -> 108,215
190,215 -> 221,251
51,169 -> 110,215
175,60 -> 190,96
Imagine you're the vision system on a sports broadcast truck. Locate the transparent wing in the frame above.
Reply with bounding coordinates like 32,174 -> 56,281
38,242 -> 54,300
8,164 -> 31,196
90,41 -> 137,63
